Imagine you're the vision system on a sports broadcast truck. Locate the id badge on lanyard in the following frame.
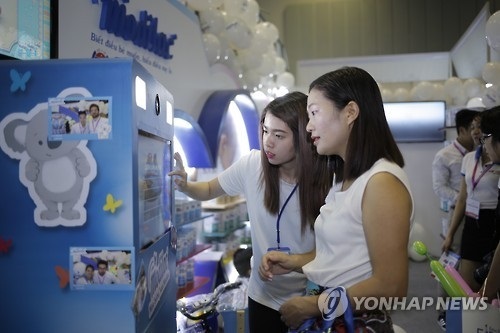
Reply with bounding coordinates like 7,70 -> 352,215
465,198 -> 480,219
268,184 -> 297,254
466,154 -> 493,220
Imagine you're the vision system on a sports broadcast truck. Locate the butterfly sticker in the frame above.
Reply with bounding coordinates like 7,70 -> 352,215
55,265 -> 69,289
0,237 -> 13,254
10,69 -> 31,92
103,193 -> 123,213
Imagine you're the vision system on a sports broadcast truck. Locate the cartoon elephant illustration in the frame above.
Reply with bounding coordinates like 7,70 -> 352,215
0,102 -> 97,227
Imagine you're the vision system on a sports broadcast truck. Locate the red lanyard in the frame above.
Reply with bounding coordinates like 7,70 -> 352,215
92,118 -> 101,132
471,158 -> 493,191
453,142 -> 466,157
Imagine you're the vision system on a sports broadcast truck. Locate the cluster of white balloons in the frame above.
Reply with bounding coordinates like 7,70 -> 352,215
379,62 -> 500,108
185,0 -> 295,94
381,10 -> 500,108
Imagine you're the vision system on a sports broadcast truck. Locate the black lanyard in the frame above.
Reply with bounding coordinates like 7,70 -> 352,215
275,184 -> 298,249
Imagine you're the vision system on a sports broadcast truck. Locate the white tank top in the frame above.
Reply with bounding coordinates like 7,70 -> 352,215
303,159 -> 414,288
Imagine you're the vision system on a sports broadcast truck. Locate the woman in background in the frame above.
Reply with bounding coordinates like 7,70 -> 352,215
477,106 -> 500,303
442,111 -> 499,292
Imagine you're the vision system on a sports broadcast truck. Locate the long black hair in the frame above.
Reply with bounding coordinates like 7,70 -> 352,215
259,92 -> 333,233
309,67 -> 404,182
480,105 -> 500,144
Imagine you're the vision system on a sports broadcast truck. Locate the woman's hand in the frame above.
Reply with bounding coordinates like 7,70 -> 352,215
259,251 -> 295,281
168,152 -> 188,192
167,153 -> 225,201
441,234 -> 453,253
279,296 -> 320,329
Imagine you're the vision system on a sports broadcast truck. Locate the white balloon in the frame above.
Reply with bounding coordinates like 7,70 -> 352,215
274,56 -> 287,75
393,87 -> 410,102
219,39 -> 240,73
198,8 -> 225,35
412,81 -> 434,100
223,14 -> 253,50
482,62 -> 500,85
225,0 -> 260,27
266,45 -> 278,57
242,70 -> 262,90
255,22 -> 279,44
276,72 -> 295,89
408,249 -> 426,262
463,78 -> 483,98
453,92 -> 468,107
432,83 -> 445,101
443,77 -> 463,99
202,33 -> 221,65
466,97 -> 485,109
226,49 -> 239,67
482,84 -> 500,107
209,0 -> 224,8
237,48 -> 263,70
249,27 -> 272,54
256,53 -> 275,76
217,36 -> 231,60
223,0 -> 245,16
251,88 -> 272,107
409,86 -> 419,100
380,88 -> 394,102
231,58 -> 243,77
186,0 -> 211,11
259,76 -> 279,96
240,0 -> 260,27
486,11 -> 500,51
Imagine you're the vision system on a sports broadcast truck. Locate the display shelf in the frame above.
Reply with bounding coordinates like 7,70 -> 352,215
177,212 -> 213,228
202,223 -> 247,239
177,253 -> 223,299
176,244 -> 212,265
201,197 -> 246,210
176,276 -> 211,299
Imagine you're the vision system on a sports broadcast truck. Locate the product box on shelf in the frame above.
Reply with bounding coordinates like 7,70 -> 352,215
175,198 -> 202,226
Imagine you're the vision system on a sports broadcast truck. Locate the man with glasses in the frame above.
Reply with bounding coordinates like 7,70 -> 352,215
480,133 -> 493,145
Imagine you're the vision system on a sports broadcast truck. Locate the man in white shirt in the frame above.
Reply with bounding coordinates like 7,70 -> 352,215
94,259 -> 119,284
70,110 -> 90,134
89,103 -> 110,139
432,109 -> 478,231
